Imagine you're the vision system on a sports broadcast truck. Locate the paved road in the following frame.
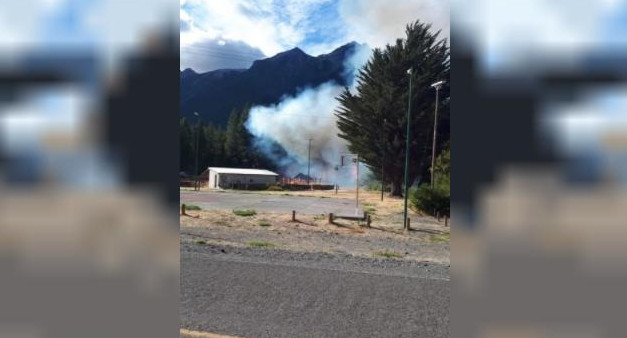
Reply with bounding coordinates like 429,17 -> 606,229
181,191 -> 363,216
181,249 -> 450,338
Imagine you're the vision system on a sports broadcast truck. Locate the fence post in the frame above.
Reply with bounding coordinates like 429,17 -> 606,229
181,204 -> 186,216
367,214 -> 371,228
406,217 -> 411,231
292,210 -> 296,222
328,213 -> 334,224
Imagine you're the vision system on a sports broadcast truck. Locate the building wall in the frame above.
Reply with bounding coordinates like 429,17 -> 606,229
208,170 -> 220,189
208,171 -> 277,189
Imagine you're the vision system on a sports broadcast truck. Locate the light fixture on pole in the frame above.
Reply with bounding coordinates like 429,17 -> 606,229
403,68 -> 413,230
430,80 -> 446,188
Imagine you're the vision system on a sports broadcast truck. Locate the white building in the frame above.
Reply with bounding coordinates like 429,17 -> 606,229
207,167 -> 278,189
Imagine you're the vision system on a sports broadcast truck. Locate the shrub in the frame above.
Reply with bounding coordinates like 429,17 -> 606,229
184,204 -> 201,211
248,241 -> 275,248
373,250 -> 403,259
266,185 -> 284,191
233,209 -> 257,217
410,183 -> 449,217
259,220 -> 271,227
194,239 -> 207,245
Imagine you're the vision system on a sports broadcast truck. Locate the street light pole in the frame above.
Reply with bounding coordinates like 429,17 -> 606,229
403,68 -> 413,230
194,112 -> 201,191
430,80 -> 445,188
307,138 -> 312,186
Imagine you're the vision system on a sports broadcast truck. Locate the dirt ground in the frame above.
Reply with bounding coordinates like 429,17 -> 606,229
181,188 -> 449,230
180,206 -> 450,264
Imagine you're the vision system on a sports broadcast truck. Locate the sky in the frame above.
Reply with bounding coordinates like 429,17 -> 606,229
180,0 -> 450,72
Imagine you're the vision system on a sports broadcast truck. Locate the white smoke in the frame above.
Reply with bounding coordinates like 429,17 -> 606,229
246,44 -> 372,185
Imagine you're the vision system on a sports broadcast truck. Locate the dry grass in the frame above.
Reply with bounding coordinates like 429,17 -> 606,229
180,209 -> 450,264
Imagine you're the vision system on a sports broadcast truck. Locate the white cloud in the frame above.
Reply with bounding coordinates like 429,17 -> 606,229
180,0 -> 450,71
338,0 -> 450,49
451,0 -> 623,73
180,38 -> 265,71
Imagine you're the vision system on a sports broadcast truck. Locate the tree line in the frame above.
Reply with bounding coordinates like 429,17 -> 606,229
179,106 -> 275,175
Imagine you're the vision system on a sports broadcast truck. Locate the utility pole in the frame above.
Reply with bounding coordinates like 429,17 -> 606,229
381,118 -> 387,202
339,153 -> 360,215
193,112 -> 201,191
355,154 -> 359,211
430,80 -> 445,188
403,68 -> 413,230
307,138 -> 312,186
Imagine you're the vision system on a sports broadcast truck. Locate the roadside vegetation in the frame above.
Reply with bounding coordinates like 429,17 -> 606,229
233,209 -> 257,217
430,233 -> 450,243
258,220 -> 271,227
184,204 -> 202,211
248,241 -> 276,249
411,147 -> 450,217
373,250 -> 404,259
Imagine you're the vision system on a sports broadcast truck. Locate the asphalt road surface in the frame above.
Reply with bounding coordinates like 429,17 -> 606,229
181,191 -> 363,216
181,248 -> 450,338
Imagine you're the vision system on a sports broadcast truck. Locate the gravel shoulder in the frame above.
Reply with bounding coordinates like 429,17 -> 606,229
182,242 -> 450,280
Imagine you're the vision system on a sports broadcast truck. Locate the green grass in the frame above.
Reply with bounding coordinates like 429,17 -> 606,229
430,233 -> 450,243
362,202 -> 377,215
184,204 -> 201,211
232,209 -> 257,217
373,250 -> 403,259
194,239 -> 207,245
313,213 -> 326,221
258,220 -> 271,227
247,241 -> 276,249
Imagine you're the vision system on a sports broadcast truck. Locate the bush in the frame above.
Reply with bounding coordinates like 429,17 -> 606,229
259,220 -> 271,227
373,250 -> 403,259
410,183 -> 449,217
233,209 -> 257,217
184,204 -> 201,211
248,241 -> 275,248
266,185 -> 284,191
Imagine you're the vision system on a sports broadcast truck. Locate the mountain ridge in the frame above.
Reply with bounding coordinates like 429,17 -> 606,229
180,41 -> 367,127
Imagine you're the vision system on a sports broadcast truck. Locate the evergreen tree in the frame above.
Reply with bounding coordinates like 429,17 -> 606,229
179,118 -> 194,173
336,21 -> 450,196
225,108 -> 241,165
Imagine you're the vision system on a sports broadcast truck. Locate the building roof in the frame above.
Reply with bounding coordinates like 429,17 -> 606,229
208,167 -> 278,176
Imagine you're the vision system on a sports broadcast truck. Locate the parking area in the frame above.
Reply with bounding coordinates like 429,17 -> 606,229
181,191 -> 363,216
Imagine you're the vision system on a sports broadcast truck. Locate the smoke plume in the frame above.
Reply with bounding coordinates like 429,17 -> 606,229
246,44 -> 371,185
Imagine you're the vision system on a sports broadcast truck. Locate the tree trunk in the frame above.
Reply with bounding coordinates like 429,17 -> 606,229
390,179 -> 403,197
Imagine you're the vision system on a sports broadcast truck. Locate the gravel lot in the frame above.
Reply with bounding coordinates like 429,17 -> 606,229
181,190 -> 364,215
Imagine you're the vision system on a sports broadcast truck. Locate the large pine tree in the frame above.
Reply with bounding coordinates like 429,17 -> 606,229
335,21 -> 450,196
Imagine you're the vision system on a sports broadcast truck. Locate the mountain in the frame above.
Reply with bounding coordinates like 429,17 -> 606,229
180,42 -> 365,127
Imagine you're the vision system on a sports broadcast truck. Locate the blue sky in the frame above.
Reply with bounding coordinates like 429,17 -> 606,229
180,0 -> 450,72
